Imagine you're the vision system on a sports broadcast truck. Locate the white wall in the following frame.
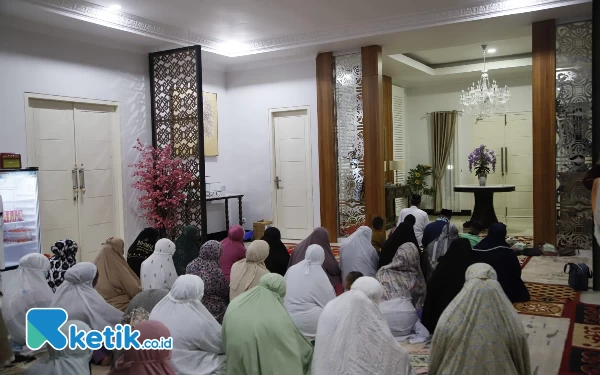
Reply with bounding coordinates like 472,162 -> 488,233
0,25 -> 151,246
404,80 -> 532,210
223,59 -> 320,231
0,24 -> 320,244
201,68 -> 233,234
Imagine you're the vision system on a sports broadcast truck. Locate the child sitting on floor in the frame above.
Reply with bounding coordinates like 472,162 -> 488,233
344,271 -> 364,291
460,220 -> 483,248
371,217 -> 386,254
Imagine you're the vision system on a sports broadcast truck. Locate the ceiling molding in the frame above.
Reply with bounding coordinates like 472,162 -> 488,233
20,0 -> 224,54
20,0 -> 590,57
389,54 -> 532,75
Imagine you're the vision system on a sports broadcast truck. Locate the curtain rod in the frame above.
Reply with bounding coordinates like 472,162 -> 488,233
421,110 -> 463,120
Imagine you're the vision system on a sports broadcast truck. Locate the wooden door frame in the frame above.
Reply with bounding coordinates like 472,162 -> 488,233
23,92 -> 126,252
268,106 -> 314,238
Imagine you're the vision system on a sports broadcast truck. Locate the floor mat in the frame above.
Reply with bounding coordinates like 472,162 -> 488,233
522,314 -> 570,375
514,282 -> 579,318
560,302 -> 600,374
522,256 -> 592,287
399,341 -> 429,374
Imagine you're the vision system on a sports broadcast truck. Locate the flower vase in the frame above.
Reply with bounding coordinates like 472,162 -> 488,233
478,175 -> 487,186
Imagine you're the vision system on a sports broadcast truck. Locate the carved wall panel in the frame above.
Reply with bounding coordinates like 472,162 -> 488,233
150,46 -> 207,240
334,53 -> 365,236
556,21 -> 593,253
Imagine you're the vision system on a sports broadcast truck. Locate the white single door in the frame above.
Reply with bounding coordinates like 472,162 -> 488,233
29,99 -> 80,255
471,115 -> 506,221
74,104 -> 119,262
505,113 -> 533,219
272,110 -> 313,240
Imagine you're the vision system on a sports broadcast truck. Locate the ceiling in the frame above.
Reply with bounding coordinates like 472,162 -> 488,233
1,0 -> 592,56
0,0 -> 593,85
84,0 -> 464,42
406,37 -> 532,66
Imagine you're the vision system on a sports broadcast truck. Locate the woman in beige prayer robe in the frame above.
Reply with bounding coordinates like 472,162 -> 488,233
94,237 -> 142,311
229,240 -> 270,300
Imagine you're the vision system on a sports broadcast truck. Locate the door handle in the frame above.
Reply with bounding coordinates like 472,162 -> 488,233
78,164 -> 86,194
72,165 -> 79,201
275,176 -> 282,189
504,147 -> 508,174
500,148 -> 504,177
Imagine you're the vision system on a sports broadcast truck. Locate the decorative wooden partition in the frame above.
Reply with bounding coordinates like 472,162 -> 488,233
149,46 -> 208,241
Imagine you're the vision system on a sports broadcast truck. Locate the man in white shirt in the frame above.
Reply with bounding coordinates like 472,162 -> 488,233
397,195 -> 429,246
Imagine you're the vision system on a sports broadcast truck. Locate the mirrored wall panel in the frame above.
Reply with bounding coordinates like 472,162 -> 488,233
334,53 -> 365,236
556,21 -> 593,254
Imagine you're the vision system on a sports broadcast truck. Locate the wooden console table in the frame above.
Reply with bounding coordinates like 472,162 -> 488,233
206,193 -> 244,231
385,185 -> 412,228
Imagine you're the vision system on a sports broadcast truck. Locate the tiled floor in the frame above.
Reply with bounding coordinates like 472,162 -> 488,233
280,215 -> 534,243
434,215 -> 533,237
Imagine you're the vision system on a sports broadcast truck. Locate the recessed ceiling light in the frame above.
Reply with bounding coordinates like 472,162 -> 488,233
487,48 -> 497,53
109,4 -> 121,10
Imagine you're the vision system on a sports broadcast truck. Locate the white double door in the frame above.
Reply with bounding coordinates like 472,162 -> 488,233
27,98 -> 122,262
471,113 -> 533,223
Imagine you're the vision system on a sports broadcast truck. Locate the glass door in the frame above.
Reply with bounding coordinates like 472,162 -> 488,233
0,169 -> 40,270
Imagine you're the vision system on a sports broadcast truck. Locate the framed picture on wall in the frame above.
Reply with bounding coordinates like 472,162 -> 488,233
170,87 -> 219,157
202,92 -> 218,156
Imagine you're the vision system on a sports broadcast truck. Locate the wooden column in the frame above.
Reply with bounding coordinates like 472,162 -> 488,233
532,19 -> 557,246
383,75 -> 394,183
316,52 -> 338,242
362,46 -> 386,229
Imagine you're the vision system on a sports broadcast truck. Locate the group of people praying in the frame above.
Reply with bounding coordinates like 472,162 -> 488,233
0,196 -> 532,374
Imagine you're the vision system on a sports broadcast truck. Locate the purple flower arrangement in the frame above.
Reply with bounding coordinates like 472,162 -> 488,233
468,144 -> 497,177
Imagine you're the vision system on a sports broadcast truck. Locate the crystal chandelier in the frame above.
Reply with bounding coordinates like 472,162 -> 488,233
459,45 -> 510,119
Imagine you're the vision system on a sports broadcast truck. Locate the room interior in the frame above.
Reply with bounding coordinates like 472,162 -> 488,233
383,36 -> 534,236
0,0 -> 597,373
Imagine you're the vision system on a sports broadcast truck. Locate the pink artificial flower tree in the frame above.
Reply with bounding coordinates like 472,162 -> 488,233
130,139 -> 194,237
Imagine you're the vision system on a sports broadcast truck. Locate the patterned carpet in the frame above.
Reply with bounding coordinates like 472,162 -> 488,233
560,302 -> 600,374
514,282 -> 579,318
399,342 -> 429,375
514,256 -> 600,374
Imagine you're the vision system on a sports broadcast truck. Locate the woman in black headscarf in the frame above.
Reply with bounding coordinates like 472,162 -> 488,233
379,222 -> 419,269
422,238 -> 474,333
173,226 -> 201,276
262,227 -> 290,276
126,227 -> 160,278
47,239 -> 78,292
473,223 -> 530,303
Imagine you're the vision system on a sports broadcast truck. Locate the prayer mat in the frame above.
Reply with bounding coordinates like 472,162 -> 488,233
522,256 -> 592,287
521,314 -> 570,375
525,282 -> 579,304
560,302 -> 600,374
514,282 -> 579,318
515,301 -> 565,317
399,341 -> 429,374
285,243 -> 341,260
